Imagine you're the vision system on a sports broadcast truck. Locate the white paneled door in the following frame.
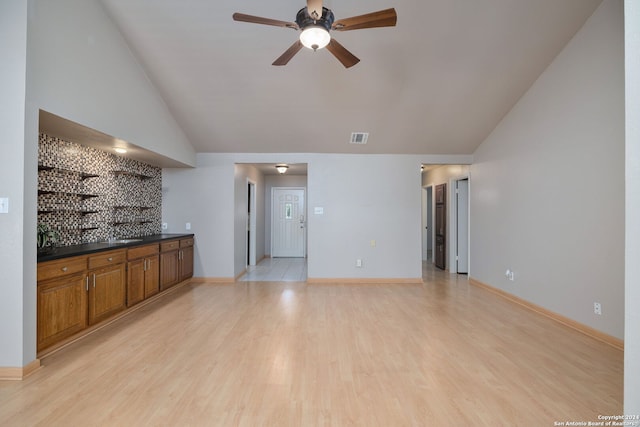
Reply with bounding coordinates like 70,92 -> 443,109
272,188 -> 306,257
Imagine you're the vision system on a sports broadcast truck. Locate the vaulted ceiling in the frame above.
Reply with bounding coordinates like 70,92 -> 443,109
99,0 -> 602,155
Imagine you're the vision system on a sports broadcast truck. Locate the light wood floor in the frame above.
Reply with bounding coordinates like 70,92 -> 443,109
0,264 -> 622,426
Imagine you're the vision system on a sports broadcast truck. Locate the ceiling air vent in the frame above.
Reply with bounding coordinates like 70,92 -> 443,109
350,132 -> 369,145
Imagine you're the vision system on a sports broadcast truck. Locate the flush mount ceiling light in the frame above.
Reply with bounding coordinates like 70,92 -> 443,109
114,147 -> 127,154
276,164 -> 289,174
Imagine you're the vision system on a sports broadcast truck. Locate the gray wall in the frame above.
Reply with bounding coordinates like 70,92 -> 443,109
162,153 -> 471,281
470,0 -> 625,339
0,0 -> 30,368
625,0 -> 640,415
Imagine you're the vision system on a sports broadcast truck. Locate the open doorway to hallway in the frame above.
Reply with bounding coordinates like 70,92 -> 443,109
421,165 -> 471,275
235,163 -> 308,281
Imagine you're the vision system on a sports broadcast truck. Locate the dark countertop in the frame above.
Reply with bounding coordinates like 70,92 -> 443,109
37,233 -> 195,263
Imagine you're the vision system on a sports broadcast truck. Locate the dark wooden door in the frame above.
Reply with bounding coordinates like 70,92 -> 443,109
435,183 -> 446,270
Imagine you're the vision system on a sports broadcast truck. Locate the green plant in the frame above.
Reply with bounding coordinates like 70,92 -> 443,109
37,223 -> 59,249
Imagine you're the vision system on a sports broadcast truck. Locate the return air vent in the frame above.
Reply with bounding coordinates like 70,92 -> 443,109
350,132 -> 369,145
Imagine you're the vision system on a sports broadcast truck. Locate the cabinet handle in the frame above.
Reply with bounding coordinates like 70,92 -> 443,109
86,276 -> 89,292
62,267 -> 68,272
93,274 -> 96,288
108,257 -> 113,262
144,259 -> 147,271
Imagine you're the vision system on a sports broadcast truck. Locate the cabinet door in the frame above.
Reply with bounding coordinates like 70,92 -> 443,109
179,246 -> 194,281
37,273 -> 88,352
160,250 -> 180,291
89,263 -> 126,325
144,255 -> 160,298
127,259 -> 145,307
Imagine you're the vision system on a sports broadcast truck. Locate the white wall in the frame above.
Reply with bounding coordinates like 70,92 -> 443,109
0,0 -> 30,368
163,153 -> 472,281
470,0 -> 625,339
625,0 -> 640,415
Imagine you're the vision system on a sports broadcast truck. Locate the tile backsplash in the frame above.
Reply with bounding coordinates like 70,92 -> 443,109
38,133 -> 162,246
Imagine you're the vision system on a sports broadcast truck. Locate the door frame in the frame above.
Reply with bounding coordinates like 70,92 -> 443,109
449,175 -> 471,275
421,185 -> 434,262
247,179 -> 257,266
270,186 -> 307,258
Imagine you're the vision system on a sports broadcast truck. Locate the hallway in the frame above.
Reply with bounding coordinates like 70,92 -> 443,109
239,257 -> 308,282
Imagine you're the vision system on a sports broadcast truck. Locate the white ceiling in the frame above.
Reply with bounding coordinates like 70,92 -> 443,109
98,0 -> 602,156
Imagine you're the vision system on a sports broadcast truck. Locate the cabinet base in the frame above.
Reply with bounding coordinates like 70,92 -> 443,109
37,278 -> 192,359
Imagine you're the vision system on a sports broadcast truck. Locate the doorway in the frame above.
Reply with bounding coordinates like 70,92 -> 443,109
455,178 -> 469,274
434,183 -> 447,270
247,180 -> 257,266
271,187 -> 306,257
422,186 -> 433,261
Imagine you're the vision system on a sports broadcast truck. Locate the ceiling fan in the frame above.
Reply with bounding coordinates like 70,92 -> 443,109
232,0 -> 397,68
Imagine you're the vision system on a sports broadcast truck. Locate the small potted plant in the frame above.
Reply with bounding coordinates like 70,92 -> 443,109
37,223 -> 59,253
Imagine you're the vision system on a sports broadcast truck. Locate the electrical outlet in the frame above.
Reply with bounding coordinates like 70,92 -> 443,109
594,302 -> 602,315
356,259 -> 362,268
185,222 -> 191,230
162,223 -> 168,230
505,269 -> 514,281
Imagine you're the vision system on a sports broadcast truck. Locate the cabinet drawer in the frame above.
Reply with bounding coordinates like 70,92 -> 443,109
88,250 -> 126,269
38,256 -> 87,282
161,240 -> 180,252
180,238 -> 194,248
127,244 -> 159,261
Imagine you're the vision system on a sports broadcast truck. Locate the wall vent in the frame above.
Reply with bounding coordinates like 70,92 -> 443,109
350,132 -> 369,145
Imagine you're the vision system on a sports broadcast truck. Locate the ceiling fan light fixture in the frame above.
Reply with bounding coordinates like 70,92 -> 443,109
300,26 -> 330,51
276,164 -> 289,174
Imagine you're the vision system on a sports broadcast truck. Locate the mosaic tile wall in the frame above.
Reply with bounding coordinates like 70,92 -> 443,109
38,133 -> 162,246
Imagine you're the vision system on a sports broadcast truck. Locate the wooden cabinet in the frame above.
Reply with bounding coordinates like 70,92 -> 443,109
160,240 -> 180,291
88,250 -> 127,325
37,235 -> 193,353
179,238 -> 194,281
127,244 -> 160,307
160,238 -> 194,290
37,272 -> 88,352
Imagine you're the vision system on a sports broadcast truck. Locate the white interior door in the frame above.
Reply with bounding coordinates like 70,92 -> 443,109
272,188 -> 306,257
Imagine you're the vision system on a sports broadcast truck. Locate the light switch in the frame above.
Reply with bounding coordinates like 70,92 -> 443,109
0,197 -> 8,214
314,207 -> 324,215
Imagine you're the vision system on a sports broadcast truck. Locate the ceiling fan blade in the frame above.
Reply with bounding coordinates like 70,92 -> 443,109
307,0 -> 323,20
232,13 -> 299,30
272,40 -> 304,66
332,8 -> 397,31
325,39 -> 360,68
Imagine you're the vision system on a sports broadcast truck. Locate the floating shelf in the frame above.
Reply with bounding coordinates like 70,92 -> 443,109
38,190 -> 100,200
60,227 -> 100,233
112,206 -> 154,210
38,209 -> 100,215
112,170 -> 153,180
111,220 -> 153,226
38,165 -> 99,180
